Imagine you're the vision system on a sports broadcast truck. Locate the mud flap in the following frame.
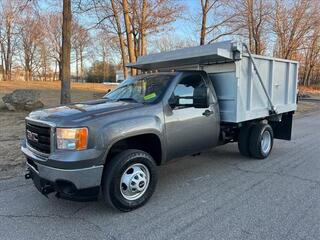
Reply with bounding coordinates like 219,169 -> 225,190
269,111 -> 294,140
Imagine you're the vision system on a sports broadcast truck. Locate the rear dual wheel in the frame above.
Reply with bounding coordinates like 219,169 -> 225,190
238,122 -> 274,159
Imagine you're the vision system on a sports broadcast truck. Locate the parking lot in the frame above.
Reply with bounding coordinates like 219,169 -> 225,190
0,111 -> 319,240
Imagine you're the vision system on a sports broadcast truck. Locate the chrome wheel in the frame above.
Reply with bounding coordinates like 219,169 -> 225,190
120,163 -> 150,201
261,130 -> 271,154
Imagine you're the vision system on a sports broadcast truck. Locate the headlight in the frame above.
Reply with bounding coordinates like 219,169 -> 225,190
56,128 -> 88,150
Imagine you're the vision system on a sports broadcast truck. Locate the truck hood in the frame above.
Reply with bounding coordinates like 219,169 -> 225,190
28,99 -> 144,123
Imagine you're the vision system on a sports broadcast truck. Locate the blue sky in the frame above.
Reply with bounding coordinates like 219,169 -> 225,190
172,0 -> 201,39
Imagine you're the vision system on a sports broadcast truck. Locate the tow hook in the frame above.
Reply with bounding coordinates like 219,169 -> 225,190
41,185 -> 55,197
25,169 -> 32,180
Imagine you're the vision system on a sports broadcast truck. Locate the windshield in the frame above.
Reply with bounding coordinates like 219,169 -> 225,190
104,74 -> 175,103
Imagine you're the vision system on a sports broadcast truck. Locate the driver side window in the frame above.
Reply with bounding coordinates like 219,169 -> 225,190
173,74 -> 206,107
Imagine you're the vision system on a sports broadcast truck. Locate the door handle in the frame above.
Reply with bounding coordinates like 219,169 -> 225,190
202,110 -> 213,117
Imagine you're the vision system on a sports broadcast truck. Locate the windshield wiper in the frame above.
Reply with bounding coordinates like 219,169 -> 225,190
116,97 -> 139,103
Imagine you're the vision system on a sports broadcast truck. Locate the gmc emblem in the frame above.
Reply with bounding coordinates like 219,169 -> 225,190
27,130 -> 38,143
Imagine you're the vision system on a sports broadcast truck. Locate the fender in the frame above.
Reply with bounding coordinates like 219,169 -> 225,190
100,115 -> 166,164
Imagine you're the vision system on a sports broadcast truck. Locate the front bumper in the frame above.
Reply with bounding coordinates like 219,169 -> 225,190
26,160 -> 103,190
21,140 -> 104,198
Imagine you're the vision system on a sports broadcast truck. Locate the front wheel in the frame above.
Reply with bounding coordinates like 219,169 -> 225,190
102,149 -> 158,211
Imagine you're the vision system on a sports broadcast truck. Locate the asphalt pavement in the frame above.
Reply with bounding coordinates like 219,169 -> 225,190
0,111 -> 319,240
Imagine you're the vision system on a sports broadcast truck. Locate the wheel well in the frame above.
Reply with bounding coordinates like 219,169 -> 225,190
106,134 -> 162,165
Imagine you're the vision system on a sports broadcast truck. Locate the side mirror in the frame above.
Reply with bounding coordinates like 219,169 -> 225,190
168,95 -> 179,108
193,87 -> 209,108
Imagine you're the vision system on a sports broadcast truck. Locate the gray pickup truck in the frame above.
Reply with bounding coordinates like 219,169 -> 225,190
22,41 -> 298,211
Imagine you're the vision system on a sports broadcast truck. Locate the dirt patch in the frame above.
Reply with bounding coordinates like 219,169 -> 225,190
299,85 -> 320,99
0,81 -> 115,178
0,111 -> 27,178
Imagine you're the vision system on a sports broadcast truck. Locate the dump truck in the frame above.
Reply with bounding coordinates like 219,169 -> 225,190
22,41 -> 298,211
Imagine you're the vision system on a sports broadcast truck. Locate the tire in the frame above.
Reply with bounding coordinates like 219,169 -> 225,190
249,123 -> 274,159
102,149 -> 158,212
238,125 -> 253,157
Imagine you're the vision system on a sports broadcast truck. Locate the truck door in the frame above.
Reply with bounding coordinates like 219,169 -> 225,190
164,73 -> 220,160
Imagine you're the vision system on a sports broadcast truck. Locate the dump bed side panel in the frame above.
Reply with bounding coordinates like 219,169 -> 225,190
204,56 -> 297,123
236,55 -> 298,122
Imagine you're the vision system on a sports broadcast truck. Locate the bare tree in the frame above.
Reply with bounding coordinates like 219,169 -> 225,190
0,0 -> 26,80
42,13 -> 62,81
17,6 -> 43,81
61,0 -> 72,104
72,21 -> 90,82
2,0 -> 320,88
222,0 -> 272,54
244,0 -> 269,54
300,25 -> 320,86
129,0 -> 183,56
151,34 -> 196,52
196,0 -> 239,45
200,0 -> 217,45
38,38 -> 51,81
75,0 -> 183,78
273,0 -> 317,59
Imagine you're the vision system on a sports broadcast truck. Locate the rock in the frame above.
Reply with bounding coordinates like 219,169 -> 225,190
0,98 -> 6,110
2,89 -> 44,111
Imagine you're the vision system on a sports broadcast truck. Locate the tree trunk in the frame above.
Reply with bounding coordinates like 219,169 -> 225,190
1,55 -> 4,81
102,50 -> 106,81
131,0 -> 139,59
61,0 -> 72,104
140,0 -> 147,55
247,0 -> 254,53
53,60 -> 58,81
80,49 -> 84,82
111,0 -> 128,79
43,63 -> 47,82
24,54 -> 30,81
28,70 -> 32,82
59,60 -> 63,83
200,0 -> 209,45
123,0 -> 136,76
5,21 -> 12,81
75,48 -> 79,82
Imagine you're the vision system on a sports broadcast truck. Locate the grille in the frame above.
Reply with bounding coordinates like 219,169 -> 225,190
26,122 -> 51,154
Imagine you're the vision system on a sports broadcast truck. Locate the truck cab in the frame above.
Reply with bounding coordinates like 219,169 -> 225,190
22,71 -> 221,210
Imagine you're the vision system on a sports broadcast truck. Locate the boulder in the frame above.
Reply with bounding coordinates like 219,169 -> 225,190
2,89 -> 44,111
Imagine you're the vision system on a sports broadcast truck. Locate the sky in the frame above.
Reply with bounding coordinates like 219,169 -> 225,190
172,0 -> 201,39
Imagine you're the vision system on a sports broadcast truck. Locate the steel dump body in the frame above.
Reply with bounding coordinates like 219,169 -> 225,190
128,41 -> 298,123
